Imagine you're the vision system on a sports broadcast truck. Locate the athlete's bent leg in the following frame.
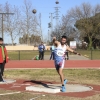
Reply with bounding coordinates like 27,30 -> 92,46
56,68 -> 66,92
57,68 -> 64,85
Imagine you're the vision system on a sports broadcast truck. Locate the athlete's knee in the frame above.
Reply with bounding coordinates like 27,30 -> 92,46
58,69 -> 63,75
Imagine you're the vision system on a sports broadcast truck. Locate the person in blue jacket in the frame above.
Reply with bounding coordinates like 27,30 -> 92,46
38,42 -> 45,60
50,45 -> 55,60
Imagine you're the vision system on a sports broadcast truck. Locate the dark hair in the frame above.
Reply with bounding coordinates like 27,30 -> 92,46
0,37 -> 3,41
61,36 -> 67,40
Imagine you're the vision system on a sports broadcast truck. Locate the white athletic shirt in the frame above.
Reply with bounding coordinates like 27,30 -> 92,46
54,43 -> 68,64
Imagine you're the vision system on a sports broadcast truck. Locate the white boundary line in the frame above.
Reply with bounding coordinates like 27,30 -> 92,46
30,95 -> 45,100
0,91 -> 21,96
5,68 -> 100,70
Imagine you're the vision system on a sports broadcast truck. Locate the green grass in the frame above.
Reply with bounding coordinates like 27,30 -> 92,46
0,91 -> 41,100
0,91 -> 100,100
0,69 -> 100,100
8,50 -> 100,60
70,50 -> 100,60
5,69 -> 100,85
8,50 -> 50,60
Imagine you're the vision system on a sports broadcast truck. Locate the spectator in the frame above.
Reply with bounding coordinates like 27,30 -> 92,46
50,45 -> 55,60
38,42 -> 45,60
0,37 -> 8,82
65,43 -> 69,60
65,50 -> 69,60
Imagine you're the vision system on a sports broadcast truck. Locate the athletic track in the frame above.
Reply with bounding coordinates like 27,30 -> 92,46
5,60 -> 100,69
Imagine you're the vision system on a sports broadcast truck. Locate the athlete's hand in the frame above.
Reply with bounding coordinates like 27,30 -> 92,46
73,51 -> 81,56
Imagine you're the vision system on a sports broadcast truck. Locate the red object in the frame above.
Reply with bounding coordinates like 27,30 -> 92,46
0,47 -> 8,63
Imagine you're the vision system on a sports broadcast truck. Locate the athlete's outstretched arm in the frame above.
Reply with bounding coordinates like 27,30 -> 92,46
66,46 -> 81,55
52,37 -> 60,47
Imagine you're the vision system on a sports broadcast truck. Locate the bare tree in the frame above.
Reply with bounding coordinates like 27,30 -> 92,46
51,14 -> 79,42
30,13 -> 43,44
20,0 -> 43,45
0,4 -> 3,36
36,13 -> 43,41
21,0 -> 33,44
21,0 -> 39,45
4,2 -> 21,45
62,3 -> 100,48
66,3 -> 100,23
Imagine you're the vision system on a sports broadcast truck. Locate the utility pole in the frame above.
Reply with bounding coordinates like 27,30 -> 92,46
32,9 -> 38,46
0,13 -> 14,39
39,13 -> 43,41
49,13 -> 54,41
54,0 -> 60,33
48,30 -> 49,43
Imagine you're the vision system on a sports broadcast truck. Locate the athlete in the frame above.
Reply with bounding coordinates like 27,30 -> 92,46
53,36 -> 81,92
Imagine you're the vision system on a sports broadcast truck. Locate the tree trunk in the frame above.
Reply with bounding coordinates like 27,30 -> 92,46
27,37 -> 30,45
88,37 -> 92,49
10,32 -> 14,46
11,36 -> 14,46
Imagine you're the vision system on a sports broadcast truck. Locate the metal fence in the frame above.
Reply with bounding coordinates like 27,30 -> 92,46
7,50 -> 100,60
76,49 -> 100,60
8,50 -> 50,60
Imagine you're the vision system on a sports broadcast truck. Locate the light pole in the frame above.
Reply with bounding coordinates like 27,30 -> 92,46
0,13 -> 14,39
32,9 -> 37,46
49,13 -> 54,41
48,30 -> 50,43
54,0 -> 60,34
32,9 -> 43,43
32,9 -> 37,31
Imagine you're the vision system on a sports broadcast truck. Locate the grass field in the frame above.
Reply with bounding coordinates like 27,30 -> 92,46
77,50 -> 100,60
0,69 -> 99,100
0,91 -> 99,100
8,50 -> 50,60
8,50 -> 100,60
5,69 -> 100,85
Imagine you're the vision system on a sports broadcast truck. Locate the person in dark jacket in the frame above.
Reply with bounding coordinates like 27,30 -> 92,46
65,43 -> 69,60
38,42 -> 45,60
0,37 -> 8,82
50,45 -> 55,60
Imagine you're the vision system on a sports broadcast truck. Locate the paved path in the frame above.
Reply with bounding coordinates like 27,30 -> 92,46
44,55 -> 89,60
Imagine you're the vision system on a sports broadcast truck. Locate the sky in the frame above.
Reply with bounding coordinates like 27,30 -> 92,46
0,0 -> 100,43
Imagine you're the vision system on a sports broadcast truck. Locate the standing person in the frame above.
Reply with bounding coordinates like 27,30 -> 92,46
38,42 -> 45,60
66,50 -> 69,60
53,36 -> 81,92
50,45 -> 55,60
0,38 -> 8,82
65,43 -> 69,60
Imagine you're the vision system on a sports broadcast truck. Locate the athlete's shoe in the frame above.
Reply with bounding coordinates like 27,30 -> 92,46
61,85 -> 66,92
3,79 -> 6,82
64,79 -> 68,86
